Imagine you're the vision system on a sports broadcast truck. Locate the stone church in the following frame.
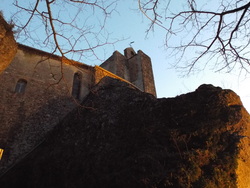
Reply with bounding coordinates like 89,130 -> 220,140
0,43 -> 156,175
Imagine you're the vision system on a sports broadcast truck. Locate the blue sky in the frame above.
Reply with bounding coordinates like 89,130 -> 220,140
1,0 -> 250,112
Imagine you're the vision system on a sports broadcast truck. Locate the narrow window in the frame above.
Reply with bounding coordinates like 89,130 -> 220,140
72,72 -> 82,99
15,79 -> 27,93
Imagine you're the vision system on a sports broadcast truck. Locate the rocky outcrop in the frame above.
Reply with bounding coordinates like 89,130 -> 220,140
0,13 -> 17,73
0,77 -> 249,188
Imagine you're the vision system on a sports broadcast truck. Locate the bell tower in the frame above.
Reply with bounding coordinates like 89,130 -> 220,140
100,47 -> 156,97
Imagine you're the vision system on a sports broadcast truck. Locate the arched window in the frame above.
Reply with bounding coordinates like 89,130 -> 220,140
15,79 -> 27,93
72,72 -> 82,99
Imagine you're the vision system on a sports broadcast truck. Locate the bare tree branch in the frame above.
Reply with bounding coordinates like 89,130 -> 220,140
45,0 -> 63,55
139,0 -> 250,74
11,0 -> 120,63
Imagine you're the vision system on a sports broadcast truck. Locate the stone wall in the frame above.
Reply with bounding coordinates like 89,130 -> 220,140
126,51 -> 143,90
100,48 -> 156,97
99,51 -> 128,80
0,14 -> 17,73
0,44 -> 156,175
0,44 -> 93,174
94,65 -> 141,92
138,50 -> 156,96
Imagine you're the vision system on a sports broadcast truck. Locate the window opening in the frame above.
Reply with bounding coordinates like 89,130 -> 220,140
15,79 -> 27,93
72,72 -> 82,99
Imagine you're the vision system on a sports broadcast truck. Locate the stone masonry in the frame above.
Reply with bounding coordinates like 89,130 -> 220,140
0,44 -> 156,175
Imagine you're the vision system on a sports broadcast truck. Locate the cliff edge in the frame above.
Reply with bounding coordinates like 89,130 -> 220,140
0,77 -> 249,188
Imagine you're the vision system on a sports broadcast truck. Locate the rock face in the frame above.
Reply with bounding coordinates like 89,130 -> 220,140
0,77 -> 249,188
0,13 -> 17,73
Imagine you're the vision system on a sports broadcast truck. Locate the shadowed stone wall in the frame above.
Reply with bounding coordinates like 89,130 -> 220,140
0,44 -> 93,174
100,48 -> 156,97
0,44 -> 156,175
